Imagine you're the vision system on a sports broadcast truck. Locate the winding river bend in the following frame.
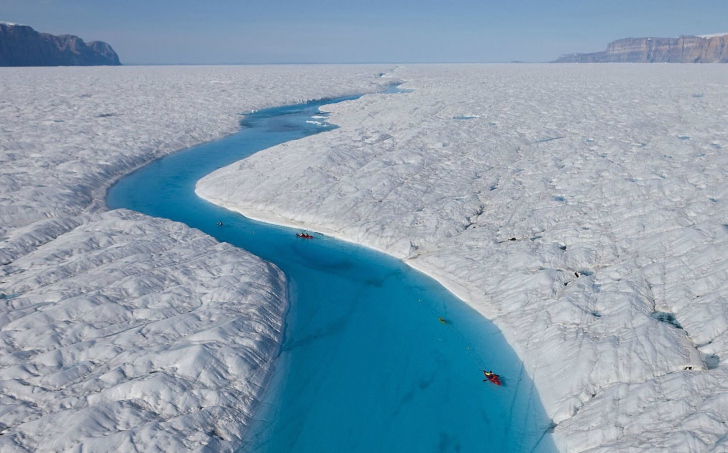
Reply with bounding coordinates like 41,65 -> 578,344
107,91 -> 555,452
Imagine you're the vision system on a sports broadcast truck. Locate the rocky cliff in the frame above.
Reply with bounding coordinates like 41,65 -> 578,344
0,22 -> 121,66
556,34 -> 728,63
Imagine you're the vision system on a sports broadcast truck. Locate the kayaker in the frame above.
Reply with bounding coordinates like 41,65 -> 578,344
483,370 -> 501,385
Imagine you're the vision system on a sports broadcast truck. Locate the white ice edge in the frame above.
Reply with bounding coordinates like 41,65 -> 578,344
196,192 -> 478,308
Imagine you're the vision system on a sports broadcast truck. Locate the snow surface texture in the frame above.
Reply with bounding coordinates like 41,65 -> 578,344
0,65 -> 389,452
198,64 -> 728,452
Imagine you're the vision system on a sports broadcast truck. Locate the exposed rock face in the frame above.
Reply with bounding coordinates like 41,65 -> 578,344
0,22 -> 121,66
556,34 -> 728,63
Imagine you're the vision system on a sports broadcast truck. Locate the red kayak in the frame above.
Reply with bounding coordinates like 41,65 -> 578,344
296,232 -> 314,239
483,371 -> 501,386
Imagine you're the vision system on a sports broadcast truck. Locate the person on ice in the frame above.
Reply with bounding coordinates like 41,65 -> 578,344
483,370 -> 501,386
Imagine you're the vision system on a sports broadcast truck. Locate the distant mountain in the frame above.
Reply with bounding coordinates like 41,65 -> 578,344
555,34 -> 728,63
0,22 -> 121,66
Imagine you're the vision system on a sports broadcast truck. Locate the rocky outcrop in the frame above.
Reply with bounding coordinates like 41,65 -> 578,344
556,34 -> 728,63
0,22 -> 121,66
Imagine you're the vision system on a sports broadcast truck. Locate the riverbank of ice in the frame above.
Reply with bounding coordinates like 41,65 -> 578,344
197,64 -> 728,452
0,65 -> 390,451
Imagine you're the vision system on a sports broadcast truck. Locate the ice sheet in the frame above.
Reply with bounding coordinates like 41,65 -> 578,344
197,64 -> 728,451
0,65 -> 390,451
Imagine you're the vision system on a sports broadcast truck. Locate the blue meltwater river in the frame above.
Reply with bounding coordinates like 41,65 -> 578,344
107,90 -> 556,453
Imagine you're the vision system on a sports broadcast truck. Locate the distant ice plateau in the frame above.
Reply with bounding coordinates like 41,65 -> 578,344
556,34 -> 728,63
198,64 -> 728,452
0,65 -> 390,452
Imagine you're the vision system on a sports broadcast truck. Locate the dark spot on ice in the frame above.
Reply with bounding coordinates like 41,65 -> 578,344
382,83 -> 413,94
553,196 -> 566,202
97,113 -> 116,118
207,428 -> 225,441
651,311 -> 683,329
575,272 -> 579,277
692,93 -> 704,98
592,311 -> 602,318
712,143 -> 722,150
564,282 -> 568,286
545,421 -> 558,433
684,366 -> 693,371
705,354 -> 720,370
709,198 -> 718,203
534,136 -> 565,144
678,135 -> 691,141
558,244 -> 567,251
489,185 -> 498,191
509,237 -> 517,241
530,235 -> 542,241
454,115 -> 478,120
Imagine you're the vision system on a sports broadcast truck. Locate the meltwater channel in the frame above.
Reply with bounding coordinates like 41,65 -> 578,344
107,90 -> 556,453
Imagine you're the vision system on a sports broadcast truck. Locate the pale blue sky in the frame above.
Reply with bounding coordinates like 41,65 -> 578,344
3,0 -> 727,64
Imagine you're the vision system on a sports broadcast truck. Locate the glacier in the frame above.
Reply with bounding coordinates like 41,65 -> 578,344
0,65 -> 389,452
197,64 -> 728,452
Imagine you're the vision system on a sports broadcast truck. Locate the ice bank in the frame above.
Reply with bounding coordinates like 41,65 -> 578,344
0,65 -> 389,451
197,64 -> 728,452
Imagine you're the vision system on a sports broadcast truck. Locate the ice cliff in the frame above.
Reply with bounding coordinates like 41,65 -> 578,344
197,64 -> 728,452
0,65 -> 388,451
556,34 -> 728,63
0,22 -> 121,66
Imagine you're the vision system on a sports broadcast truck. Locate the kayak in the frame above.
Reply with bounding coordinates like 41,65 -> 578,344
483,371 -> 501,386
296,233 -> 314,239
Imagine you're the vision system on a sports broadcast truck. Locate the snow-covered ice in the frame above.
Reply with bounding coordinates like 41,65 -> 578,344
698,32 -> 728,39
0,65 -> 389,451
1,211 -> 288,452
198,64 -> 728,451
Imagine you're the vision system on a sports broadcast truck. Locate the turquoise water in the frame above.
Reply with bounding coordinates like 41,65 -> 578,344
107,92 -> 555,453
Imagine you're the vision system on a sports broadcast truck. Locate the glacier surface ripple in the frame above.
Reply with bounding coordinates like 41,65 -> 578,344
197,64 -> 728,452
0,65 -> 389,452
